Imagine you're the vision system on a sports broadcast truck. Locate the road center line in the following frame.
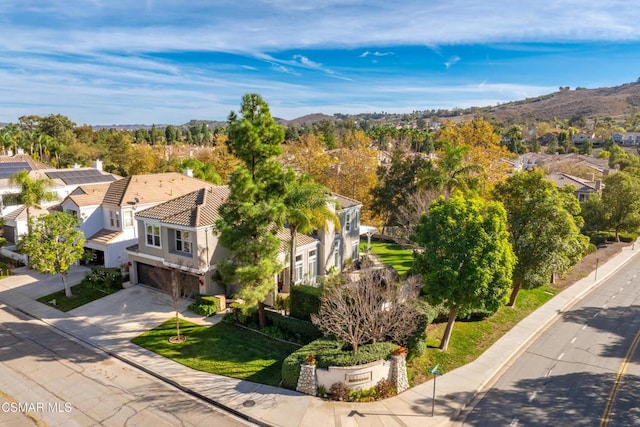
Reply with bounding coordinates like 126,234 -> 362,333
582,324 -> 588,330
571,337 -> 577,344
558,353 -> 565,360
593,312 -> 599,318
599,328 -> 640,427
510,417 -> 519,426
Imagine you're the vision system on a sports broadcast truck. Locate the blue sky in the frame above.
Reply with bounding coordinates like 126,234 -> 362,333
2,1 -> 640,125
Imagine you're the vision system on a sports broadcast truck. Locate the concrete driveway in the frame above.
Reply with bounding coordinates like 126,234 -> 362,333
68,284 -> 220,341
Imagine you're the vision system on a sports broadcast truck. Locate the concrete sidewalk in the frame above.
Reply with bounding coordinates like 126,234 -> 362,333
1,243 -> 639,427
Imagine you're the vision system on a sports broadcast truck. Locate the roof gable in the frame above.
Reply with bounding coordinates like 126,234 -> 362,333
102,173 -> 211,207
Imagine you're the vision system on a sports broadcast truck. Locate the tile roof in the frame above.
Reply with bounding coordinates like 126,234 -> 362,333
87,228 -> 122,245
333,193 -> 362,210
136,186 -> 230,227
2,205 -> 51,221
276,227 -> 319,252
546,172 -> 600,191
66,184 -> 110,207
102,173 -> 212,207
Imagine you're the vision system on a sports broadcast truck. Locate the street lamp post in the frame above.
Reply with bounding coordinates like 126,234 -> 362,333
427,364 -> 443,417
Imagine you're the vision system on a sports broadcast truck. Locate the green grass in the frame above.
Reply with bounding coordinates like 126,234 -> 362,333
37,281 -> 120,312
360,239 -> 414,275
132,319 -> 300,386
407,285 -> 559,385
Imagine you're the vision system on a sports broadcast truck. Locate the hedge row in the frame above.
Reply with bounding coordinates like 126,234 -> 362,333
281,338 -> 396,389
588,231 -> 638,246
83,266 -> 123,289
188,295 -> 223,317
265,310 -> 322,344
289,285 -> 322,321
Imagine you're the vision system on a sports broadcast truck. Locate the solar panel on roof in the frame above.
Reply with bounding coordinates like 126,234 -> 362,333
45,169 -> 117,185
0,162 -> 32,179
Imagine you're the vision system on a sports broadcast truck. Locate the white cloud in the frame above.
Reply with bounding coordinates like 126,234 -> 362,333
445,56 -> 461,69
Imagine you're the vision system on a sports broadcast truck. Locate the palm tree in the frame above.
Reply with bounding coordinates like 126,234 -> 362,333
10,170 -> 56,235
283,174 -> 338,287
418,142 -> 483,199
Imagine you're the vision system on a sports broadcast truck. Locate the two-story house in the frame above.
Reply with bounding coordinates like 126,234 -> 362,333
60,172 -> 212,268
125,186 -> 363,302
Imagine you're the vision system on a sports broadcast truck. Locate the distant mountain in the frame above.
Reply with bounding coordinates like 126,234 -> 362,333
467,81 -> 640,123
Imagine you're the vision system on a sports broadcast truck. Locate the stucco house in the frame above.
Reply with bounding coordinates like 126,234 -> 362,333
125,186 -> 363,302
60,172 -> 212,268
0,155 -> 119,245
546,172 -> 603,201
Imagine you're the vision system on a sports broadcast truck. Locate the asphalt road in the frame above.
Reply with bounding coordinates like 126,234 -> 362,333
0,304 -> 254,427
459,257 -> 640,427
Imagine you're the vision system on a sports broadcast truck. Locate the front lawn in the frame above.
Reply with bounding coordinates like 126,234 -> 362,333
407,284 -> 559,385
360,239 -> 414,275
37,281 -> 120,312
132,319 -> 299,386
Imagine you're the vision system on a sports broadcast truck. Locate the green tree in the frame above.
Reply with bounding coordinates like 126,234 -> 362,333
371,147 -> 429,227
10,170 -> 56,235
216,94 -> 289,328
418,142 -> 482,199
412,193 -> 515,350
601,172 -> 640,241
283,174 -> 337,286
493,170 -> 589,306
504,125 -> 524,154
22,212 -> 85,297
227,93 -> 285,180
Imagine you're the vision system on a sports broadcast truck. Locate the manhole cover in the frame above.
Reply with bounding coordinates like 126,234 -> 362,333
243,400 -> 256,408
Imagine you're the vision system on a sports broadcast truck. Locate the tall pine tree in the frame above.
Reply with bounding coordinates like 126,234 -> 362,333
216,94 -> 290,327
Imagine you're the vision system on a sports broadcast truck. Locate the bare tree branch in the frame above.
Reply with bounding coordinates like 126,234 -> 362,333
311,270 -> 420,353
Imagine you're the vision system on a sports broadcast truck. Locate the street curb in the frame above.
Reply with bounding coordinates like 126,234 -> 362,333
454,243 -> 640,424
6,303 -> 269,427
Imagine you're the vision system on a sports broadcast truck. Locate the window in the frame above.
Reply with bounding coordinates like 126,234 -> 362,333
351,242 -> 359,261
124,211 -> 134,227
66,209 -> 78,219
110,210 -> 120,228
354,210 -> 359,231
295,254 -> 303,284
175,230 -> 192,254
146,224 -> 161,247
333,243 -> 340,269
345,212 -> 351,232
308,250 -> 317,279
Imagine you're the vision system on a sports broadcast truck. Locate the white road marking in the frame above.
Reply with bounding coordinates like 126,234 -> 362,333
558,353 -> 565,360
510,417 -> 520,426
593,312 -> 599,318
603,304 -> 608,309
612,295 -> 616,299
620,287 -> 624,292
582,324 -> 588,330
571,337 -> 577,344
528,391 -> 537,402
545,369 -> 553,377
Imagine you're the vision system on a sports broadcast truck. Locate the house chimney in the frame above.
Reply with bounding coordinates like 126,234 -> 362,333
93,159 -> 103,171
183,168 -> 193,177
595,180 -> 602,191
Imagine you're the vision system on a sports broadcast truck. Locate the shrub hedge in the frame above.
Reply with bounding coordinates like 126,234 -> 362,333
265,310 -> 322,344
84,267 -> 123,289
188,295 -> 220,317
290,285 -> 322,321
281,338 -> 396,389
